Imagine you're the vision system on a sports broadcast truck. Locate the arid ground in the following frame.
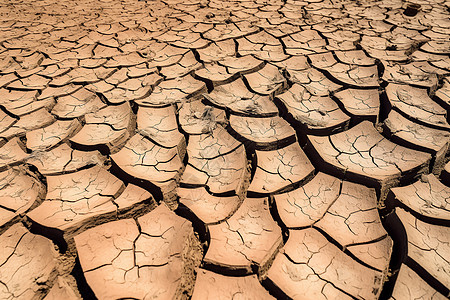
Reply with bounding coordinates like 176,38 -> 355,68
0,0 -> 449,299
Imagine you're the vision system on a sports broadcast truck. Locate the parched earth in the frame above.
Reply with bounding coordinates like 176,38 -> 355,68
0,0 -> 449,299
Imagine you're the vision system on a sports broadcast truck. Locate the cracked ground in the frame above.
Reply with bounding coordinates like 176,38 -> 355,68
0,0 -> 449,299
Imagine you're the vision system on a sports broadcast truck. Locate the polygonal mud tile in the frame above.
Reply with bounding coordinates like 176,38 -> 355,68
266,228 -> 388,300
334,88 -> 380,123
26,119 -> 81,151
135,75 -> 206,107
390,264 -> 447,300
0,223 -> 59,299
204,197 -> 282,273
391,174 -> 450,221
137,105 -> 185,153
27,166 -> 124,235
277,84 -> 350,133
27,143 -> 105,175
307,121 -> 431,197
229,114 -> 296,150
248,142 -> 315,196
70,102 -> 133,154
192,269 -> 274,300
0,166 -> 44,229
181,127 -> 248,195
395,208 -> 450,291
177,187 -> 241,224
177,99 -> 227,135
204,78 -> 278,117
384,110 -> 450,173
74,204 -> 201,300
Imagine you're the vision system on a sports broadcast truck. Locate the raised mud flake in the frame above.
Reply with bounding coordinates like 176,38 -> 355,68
334,50 -> 376,66
192,269 -> 274,300
186,126 -> 241,160
271,55 -> 309,72
236,37 -> 289,62
126,63 -> 158,78
383,62 -> 439,88
0,223 -> 59,299
74,204 -> 201,300
435,77 -> 450,109
308,52 -> 379,87
248,142 -> 314,196
243,63 -> 286,96
70,102 -> 133,154
390,264 -> 447,300
204,197 -> 282,273
0,107 -> 54,139
204,78 -> 278,117
0,73 -> 18,89
0,110 -> 15,135
362,38 -> 409,61
103,52 -> 147,68
0,167 -> 44,228
325,63 -> 379,87
196,40 -> 236,63
385,83 -> 449,130
37,84 -> 81,101
168,31 -> 209,49
334,88 -> 380,122
288,67 -> 342,97
274,172 -> 341,228
396,208 -> 450,289
267,228 -> 386,300
113,183 -> 154,213
0,88 -> 53,116
178,187 -> 240,224
281,30 -> 327,55
384,110 -> 450,172
421,40 -> 450,55
177,99 -> 226,135
194,63 -> 236,86
27,165 -> 124,233
26,119 -> 81,151
160,51 -> 202,79
135,75 -> 206,107
391,174 -> 450,221
102,73 -> 163,104
111,133 -> 183,186
144,42 -> 189,67
181,127 -> 248,195
43,276 -> 81,300
92,44 -> 122,59
0,137 -> 28,169
137,105 -> 185,151
411,51 -> 450,73
308,121 -> 431,194
229,115 -> 296,149
49,66 -> 115,86
202,21 -> 258,42
324,30 -> 360,51
277,169 -> 390,269
244,30 -> 282,48
314,181 -> 392,270
27,143 -> 105,175
78,57 -> 108,69
308,52 -> 337,69
219,55 -> 265,75
51,88 -> 106,119
277,84 -> 350,132
7,74 -> 50,90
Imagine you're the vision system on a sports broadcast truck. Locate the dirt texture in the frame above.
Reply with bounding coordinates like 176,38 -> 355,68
0,0 -> 449,299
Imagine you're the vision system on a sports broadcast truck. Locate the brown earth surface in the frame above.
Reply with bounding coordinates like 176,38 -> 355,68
0,0 -> 449,299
